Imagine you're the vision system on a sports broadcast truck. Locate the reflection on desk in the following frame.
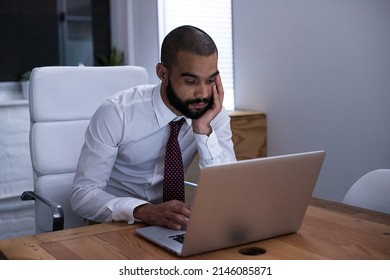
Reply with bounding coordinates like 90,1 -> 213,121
0,198 -> 389,260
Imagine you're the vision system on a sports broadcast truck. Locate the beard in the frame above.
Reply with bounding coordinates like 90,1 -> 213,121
166,78 -> 213,119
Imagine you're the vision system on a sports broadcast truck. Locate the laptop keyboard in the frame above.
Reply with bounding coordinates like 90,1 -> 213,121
169,233 -> 186,244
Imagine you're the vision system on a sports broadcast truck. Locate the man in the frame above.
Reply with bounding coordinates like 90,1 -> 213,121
71,25 -> 236,230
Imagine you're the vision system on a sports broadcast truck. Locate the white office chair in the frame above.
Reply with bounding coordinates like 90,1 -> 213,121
342,169 -> 390,214
21,66 -> 149,233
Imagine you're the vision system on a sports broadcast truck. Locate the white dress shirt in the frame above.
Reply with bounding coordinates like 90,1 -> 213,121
71,84 -> 236,224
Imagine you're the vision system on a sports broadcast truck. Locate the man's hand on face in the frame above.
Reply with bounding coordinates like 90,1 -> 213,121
191,75 -> 224,136
134,200 -> 191,230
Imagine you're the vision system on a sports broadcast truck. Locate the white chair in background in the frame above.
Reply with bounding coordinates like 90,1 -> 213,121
342,169 -> 390,214
21,66 -> 149,233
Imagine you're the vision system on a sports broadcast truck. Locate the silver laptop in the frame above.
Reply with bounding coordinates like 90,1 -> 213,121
136,150 -> 326,257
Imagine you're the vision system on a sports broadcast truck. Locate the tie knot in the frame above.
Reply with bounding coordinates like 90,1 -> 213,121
169,118 -> 185,136
169,118 -> 185,127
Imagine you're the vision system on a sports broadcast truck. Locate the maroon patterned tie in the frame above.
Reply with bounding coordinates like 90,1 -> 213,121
163,118 -> 186,202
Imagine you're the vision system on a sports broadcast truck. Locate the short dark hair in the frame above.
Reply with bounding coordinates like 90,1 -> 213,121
160,25 -> 218,70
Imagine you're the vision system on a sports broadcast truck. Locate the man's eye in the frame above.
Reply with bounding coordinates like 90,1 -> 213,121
208,78 -> 216,84
185,80 -> 196,85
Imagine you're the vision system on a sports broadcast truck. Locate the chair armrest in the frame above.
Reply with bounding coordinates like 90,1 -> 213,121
21,191 -> 64,231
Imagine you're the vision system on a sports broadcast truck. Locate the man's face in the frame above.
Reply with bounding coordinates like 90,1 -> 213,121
163,51 -> 219,119
166,78 -> 213,119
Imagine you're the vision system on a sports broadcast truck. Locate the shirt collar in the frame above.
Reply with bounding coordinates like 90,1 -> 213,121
152,83 -> 192,127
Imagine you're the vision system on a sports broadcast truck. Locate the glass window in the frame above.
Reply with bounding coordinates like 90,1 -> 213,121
58,0 -> 94,66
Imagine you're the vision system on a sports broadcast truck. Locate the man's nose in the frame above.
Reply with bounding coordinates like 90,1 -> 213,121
196,83 -> 211,99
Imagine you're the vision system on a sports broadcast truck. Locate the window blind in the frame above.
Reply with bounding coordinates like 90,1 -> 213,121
157,0 -> 234,110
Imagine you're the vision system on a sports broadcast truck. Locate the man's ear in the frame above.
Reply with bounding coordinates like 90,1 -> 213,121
156,63 -> 168,84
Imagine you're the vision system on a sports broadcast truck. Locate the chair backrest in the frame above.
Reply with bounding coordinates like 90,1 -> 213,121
342,169 -> 390,214
29,66 -> 150,233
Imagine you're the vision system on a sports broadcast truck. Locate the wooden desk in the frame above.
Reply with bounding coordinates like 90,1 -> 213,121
0,198 -> 389,260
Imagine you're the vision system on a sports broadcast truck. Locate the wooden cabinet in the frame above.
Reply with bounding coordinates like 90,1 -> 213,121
185,110 -> 267,183
229,110 -> 267,160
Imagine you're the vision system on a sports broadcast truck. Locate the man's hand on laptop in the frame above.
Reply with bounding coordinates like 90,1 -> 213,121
134,201 -> 191,230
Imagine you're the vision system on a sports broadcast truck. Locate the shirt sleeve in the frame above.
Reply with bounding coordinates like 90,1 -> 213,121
71,101 -> 148,224
194,108 -> 237,168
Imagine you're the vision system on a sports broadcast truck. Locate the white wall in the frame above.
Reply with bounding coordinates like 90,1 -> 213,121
110,0 -> 160,84
0,102 -> 35,239
233,0 -> 390,201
